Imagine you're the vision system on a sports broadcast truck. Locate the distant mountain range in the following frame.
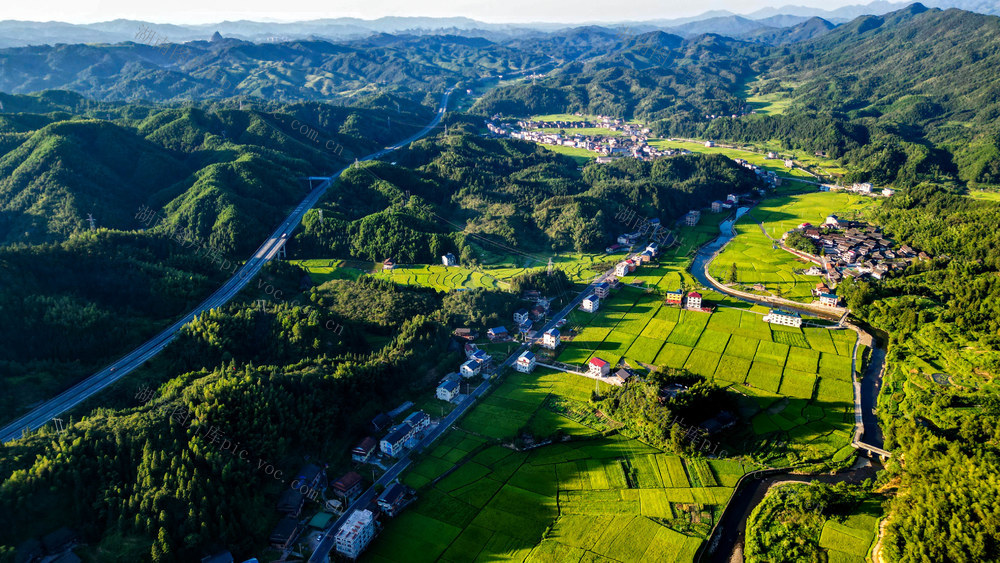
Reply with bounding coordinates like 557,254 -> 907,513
0,0 -> 996,49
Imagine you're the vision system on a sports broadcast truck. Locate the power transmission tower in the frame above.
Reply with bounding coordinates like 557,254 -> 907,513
318,209 -> 324,223
547,257 -> 553,275
86,213 -> 96,231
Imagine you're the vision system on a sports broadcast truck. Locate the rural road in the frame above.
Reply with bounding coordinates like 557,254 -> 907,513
309,254 -> 627,561
0,87 -> 455,444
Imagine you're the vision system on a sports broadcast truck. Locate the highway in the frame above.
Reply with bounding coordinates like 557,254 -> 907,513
0,87 -> 455,444
309,258 -> 621,562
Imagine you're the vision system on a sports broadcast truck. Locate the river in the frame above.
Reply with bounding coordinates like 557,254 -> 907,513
688,207 -> 888,562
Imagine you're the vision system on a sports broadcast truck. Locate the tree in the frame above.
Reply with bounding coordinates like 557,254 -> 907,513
727,262 -> 739,284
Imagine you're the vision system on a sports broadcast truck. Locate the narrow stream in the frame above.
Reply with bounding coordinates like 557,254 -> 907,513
689,208 -> 888,562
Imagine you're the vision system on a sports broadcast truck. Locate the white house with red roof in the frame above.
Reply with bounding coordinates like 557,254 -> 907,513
588,357 -> 610,378
686,291 -> 702,309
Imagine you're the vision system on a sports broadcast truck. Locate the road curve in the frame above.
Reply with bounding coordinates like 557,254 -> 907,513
0,87 -> 455,444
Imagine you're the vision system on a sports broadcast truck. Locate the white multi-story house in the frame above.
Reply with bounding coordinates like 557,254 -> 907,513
335,510 -> 376,559
442,253 -> 457,266
380,423 -> 413,457
763,309 -> 802,328
514,308 -> 530,325
594,282 -> 611,299
403,410 -> 431,433
542,328 -> 561,349
436,380 -> 459,401
818,293 -> 840,307
686,292 -> 702,309
460,359 -> 482,378
581,294 -> 600,313
615,262 -> 630,277
515,351 -> 536,373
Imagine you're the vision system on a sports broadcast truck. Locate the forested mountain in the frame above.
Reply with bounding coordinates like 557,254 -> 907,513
0,91 -> 432,248
294,129 -> 762,261
0,35 -> 551,103
749,4 -> 1000,183
0,276 -> 461,562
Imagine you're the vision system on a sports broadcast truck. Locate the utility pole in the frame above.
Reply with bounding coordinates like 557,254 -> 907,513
547,257 -> 553,275
318,209 -> 324,223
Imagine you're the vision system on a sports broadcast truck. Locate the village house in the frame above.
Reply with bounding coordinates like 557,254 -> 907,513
487,326 -> 509,341
377,483 -> 411,517
705,141 -> 715,147
639,249 -> 653,263
818,293 -> 840,307
270,517 -> 303,549
581,294 -> 600,313
370,412 -> 392,433
711,200 -> 723,213
665,290 -> 683,306
380,423 -> 413,457
530,303 -> 547,320
470,348 -> 491,366
646,242 -> 659,256
441,253 -> 457,266
784,159 -> 794,168
332,471 -> 364,502
684,210 -> 701,227
513,308 -> 530,325
588,357 -> 611,378
352,437 -> 378,463
515,351 -> 537,373
686,292 -> 703,309
404,410 -> 431,433
542,328 -> 561,349
595,282 -> 611,299
615,262 -> 630,277
335,509 -> 376,559
436,379 -> 460,402
276,489 -> 305,518
460,359 -> 482,378
609,368 -> 632,386
727,194 -> 740,204
454,328 -> 477,341
763,309 -> 802,328
382,258 -> 395,270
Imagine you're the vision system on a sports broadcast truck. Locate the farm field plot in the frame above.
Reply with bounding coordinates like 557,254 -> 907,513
359,252 -> 628,292
369,435 -> 732,563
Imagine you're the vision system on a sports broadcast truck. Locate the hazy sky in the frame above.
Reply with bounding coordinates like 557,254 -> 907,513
1,0 -> 882,24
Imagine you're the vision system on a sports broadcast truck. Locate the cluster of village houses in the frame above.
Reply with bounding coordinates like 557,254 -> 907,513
485,117 -> 681,161
820,181 -> 895,198
786,214 -> 929,285
269,406 -> 437,559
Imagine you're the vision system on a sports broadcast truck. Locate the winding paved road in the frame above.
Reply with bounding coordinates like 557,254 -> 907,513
0,87 -> 455,444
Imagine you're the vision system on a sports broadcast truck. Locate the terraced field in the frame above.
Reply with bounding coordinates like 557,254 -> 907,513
708,192 -> 872,302
298,253 -> 624,292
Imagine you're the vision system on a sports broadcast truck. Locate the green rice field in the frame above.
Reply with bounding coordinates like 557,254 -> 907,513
296,253 -> 624,292
368,365 -> 746,563
708,192 -> 872,302
363,200 -> 859,562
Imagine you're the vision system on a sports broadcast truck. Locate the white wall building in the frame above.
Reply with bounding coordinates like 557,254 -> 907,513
515,351 -> 536,373
542,328 -> 561,349
763,309 -> 802,328
581,294 -> 600,313
335,509 -> 376,559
